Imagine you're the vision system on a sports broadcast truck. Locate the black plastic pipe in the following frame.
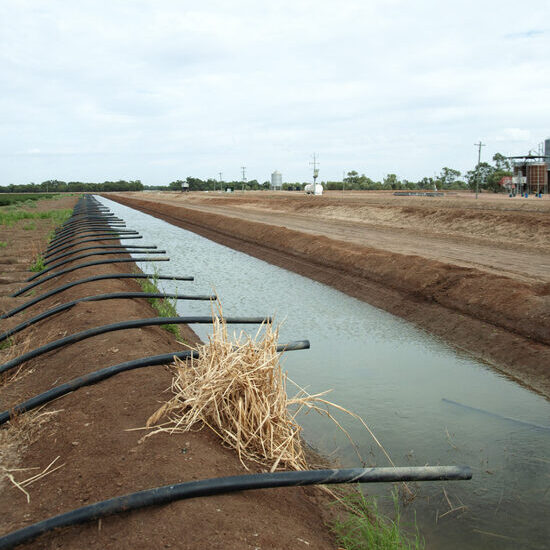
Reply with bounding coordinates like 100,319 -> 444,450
0,274 -> 194,319
47,231 -> 139,251
47,230 -> 139,249
0,316 -> 270,375
43,236 -> 144,259
44,245 -> 158,266
0,466 -> 472,549
27,250 -> 167,281
0,341 -> 310,425
51,224 -> 127,240
11,257 -> 169,297
49,227 -> 134,242
0,292 -> 215,343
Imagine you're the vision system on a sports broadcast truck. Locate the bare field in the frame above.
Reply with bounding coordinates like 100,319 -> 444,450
123,190 -> 550,283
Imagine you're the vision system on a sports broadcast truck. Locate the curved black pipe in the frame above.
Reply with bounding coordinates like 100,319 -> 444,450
43,236 -> 143,259
0,466 -> 472,549
27,250 -> 167,281
11,257 -> 169,297
0,292 -> 215,343
0,274 -> 194,320
0,316 -> 270,375
51,224 -> 127,240
44,245 -> 158,266
0,341 -> 310,425
47,231 -> 139,251
47,230 -> 139,249
49,226 -> 134,241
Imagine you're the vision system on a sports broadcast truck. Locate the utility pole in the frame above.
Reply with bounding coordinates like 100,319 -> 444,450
342,170 -> 346,196
310,154 -> 320,186
241,166 -> 247,193
218,172 -> 223,193
474,141 -> 486,199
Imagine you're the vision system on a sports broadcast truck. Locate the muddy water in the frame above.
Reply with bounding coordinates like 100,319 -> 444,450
99,196 -> 550,549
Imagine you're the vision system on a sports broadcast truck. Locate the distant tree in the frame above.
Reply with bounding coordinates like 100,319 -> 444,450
438,167 -> 461,188
383,174 -> 401,189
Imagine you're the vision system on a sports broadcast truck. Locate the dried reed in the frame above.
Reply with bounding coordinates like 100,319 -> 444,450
146,302 -> 395,473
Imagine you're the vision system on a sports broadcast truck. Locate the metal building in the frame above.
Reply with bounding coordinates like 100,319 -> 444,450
271,170 -> 282,190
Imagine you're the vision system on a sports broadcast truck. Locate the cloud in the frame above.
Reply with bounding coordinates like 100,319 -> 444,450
495,129 -> 532,142
1,0 -> 549,185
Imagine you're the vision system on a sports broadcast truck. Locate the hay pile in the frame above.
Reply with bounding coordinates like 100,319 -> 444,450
147,305 -> 394,472
146,314 -> 331,471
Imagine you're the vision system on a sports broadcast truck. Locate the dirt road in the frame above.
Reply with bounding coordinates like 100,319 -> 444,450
129,191 -> 550,284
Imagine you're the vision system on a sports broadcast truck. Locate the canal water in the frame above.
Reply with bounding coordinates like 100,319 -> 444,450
99,196 -> 550,549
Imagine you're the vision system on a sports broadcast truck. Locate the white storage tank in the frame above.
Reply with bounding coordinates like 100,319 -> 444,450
271,170 -> 282,190
305,183 -> 323,195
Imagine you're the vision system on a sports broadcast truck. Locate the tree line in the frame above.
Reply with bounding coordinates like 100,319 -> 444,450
1,153 -> 512,194
0,180 -> 144,193
330,153 -> 512,192
165,153 -> 512,193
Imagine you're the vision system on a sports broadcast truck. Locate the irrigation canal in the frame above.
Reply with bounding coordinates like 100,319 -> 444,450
99,196 -> 550,549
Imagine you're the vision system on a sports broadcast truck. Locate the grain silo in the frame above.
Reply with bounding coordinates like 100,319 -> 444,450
271,170 -> 282,190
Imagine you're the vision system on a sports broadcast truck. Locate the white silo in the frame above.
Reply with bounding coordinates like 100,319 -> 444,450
271,170 -> 282,190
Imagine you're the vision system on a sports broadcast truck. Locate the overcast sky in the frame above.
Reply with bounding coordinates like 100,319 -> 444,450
1,0 -> 549,186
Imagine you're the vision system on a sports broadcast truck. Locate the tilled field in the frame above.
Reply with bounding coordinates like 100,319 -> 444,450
108,191 -> 550,398
0,196 -> 335,549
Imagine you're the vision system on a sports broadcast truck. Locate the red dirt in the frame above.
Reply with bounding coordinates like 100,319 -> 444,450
0,197 -> 336,549
107,193 -> 550,399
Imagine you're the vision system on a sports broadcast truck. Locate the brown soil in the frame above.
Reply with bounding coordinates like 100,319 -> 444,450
107,192 -> 550,399
0,197 -> 336,549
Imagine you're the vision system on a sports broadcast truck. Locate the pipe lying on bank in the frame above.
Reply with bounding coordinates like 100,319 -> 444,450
47,231 -> 139,251
0,341 -> 310,425
0,292 -> 216,343
0,316 -> 271,375
44,245 -> 158,266
27,250 -> 167,281
0,466 -> 472,549
11,257 -> 170,297
46,231 -> 139,251
49,225 -> 129,242
0,274 -> 194,319
42,236 -> 144,259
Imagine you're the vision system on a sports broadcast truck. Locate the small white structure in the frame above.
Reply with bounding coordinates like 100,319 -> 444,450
271,170 -> 282,190
304,183 -> 323,195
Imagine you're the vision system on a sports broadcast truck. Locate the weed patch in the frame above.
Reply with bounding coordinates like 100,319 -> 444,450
331,490 -> 423,550
137,271 -> 181,338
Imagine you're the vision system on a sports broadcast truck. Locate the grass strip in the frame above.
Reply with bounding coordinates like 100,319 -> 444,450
137,271 -> 182,338
331,489 -> 424,550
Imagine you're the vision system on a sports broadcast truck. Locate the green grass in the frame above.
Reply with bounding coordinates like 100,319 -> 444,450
30,255 -> 45,272
0,241 -> 6,248
0,338 -> 12,351
0,209 -> 72,227
0,193 -> 58,207
137,271 -> 182,338
22,222 -> 37,230
331,490 -> 424,550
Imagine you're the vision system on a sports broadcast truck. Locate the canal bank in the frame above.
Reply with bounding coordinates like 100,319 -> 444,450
107,193 -> 550,399
100,195 -> 550,550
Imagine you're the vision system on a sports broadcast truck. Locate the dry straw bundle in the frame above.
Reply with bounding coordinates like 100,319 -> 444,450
146,303 -> 395,473
147,313 -> 314,471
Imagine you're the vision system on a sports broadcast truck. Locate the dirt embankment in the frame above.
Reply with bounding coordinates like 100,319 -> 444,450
0,197 -> 335,549
108,193 -> 550,398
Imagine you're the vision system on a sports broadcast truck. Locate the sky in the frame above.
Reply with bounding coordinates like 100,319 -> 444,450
1,0 -> 549,186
